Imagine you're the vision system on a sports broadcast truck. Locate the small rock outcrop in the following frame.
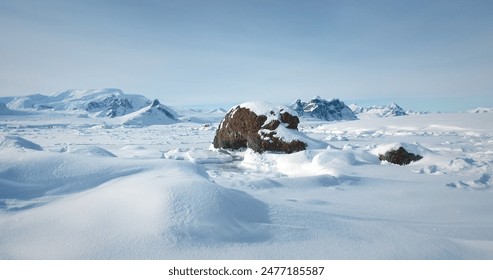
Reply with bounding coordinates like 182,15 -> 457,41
213,102 -> 307,153
379,147 -> 423,165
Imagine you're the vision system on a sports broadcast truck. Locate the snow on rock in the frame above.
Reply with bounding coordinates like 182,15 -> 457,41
290,96 -> 357,121
0,135 -> 43,151
214,101 -> 327,153
370,142 -> 433,159
119,99 -> 178,126
378,147 -> 423,165
239,101 -> 297,123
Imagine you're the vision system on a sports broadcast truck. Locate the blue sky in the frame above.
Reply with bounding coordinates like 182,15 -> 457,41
0,0 -> 492,111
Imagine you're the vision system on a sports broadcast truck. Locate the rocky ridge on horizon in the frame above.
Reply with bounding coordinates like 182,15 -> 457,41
290,96 -> 358,121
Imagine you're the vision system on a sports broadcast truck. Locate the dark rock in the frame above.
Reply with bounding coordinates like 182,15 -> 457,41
378,147 -> 423,165
213,105 -> 306,153
280,112 -> 300,129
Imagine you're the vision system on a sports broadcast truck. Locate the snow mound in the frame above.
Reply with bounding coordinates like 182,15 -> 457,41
0,136 -> 43,151
116,145 -> 163,158
0,161 -> 270,258
62,145 -> 116,157
0,153 -> 150,210
242,148 -> 378,177
119,99 -> 177,126
164,148 -> 233,164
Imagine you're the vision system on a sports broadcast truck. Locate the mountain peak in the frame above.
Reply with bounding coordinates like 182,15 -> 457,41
151,99 -> 161,107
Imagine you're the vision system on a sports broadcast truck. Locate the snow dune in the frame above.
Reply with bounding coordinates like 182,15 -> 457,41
0,154 -> 269,259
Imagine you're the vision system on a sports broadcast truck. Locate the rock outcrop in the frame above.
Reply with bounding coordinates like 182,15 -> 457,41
213,102 -> 309,153
378,147 -> 423,165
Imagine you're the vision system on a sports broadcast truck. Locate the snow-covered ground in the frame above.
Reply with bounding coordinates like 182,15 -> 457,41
1,109 -> 492,259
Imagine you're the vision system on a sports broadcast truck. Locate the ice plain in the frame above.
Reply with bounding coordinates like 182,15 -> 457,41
1,108 -> 492,259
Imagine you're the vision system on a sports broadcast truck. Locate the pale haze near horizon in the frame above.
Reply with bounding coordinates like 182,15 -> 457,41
0,0 -> 492,112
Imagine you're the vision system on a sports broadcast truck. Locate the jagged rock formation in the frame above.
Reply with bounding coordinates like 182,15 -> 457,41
378,147 -> 423,165
290,96 -> 357,121
213,102 -> 308,153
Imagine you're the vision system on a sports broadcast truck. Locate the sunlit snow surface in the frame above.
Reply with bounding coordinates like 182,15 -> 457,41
0,110 -> 492,259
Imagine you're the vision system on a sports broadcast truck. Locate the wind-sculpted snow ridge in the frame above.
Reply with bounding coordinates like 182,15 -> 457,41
0,135 -> 43,151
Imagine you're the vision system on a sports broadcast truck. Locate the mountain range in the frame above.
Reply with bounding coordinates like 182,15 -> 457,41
2,89 -> 476,125
290,96 -> 357,121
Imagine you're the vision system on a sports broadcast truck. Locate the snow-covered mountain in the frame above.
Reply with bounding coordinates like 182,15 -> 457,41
349,103 -> 407,118
290,96 -> 357,121
5,88 -> 152,117
118,99 -> 177,126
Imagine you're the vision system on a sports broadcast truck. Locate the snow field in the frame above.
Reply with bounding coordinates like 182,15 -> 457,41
0,111 -> 492,259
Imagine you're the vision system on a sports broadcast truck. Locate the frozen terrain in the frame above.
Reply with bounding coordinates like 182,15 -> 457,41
0,103 -> 492,259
